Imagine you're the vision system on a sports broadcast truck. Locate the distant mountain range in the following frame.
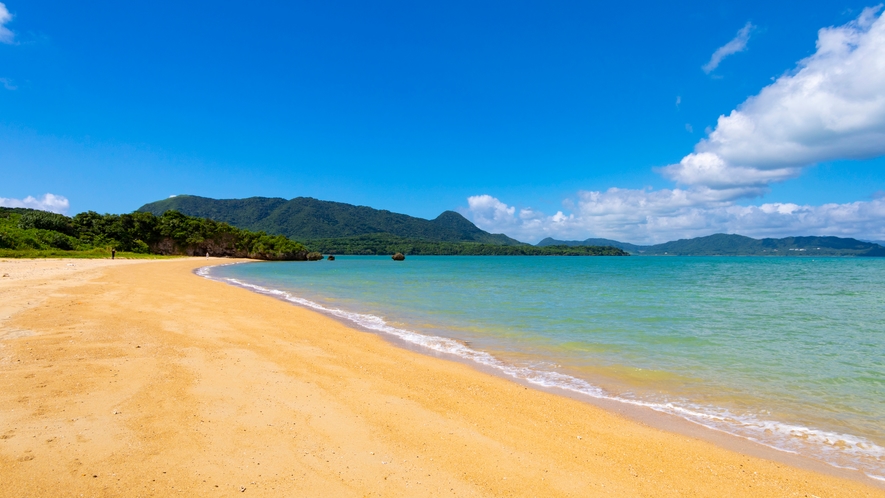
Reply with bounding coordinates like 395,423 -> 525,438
537,233 -> 885,257
138,195 -> 522,245
137,195 -> 885,257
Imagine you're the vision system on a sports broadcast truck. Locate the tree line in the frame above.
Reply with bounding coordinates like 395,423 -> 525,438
305,233 -> 629,256
0,207 -> 307,260
1,207 -> 629,259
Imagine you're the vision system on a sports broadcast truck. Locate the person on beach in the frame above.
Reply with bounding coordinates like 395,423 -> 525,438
111,248 -> 116,260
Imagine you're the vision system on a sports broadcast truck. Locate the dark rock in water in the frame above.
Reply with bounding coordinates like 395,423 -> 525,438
327,255 -> 335,261
392,252 -> 405,261
306,251 -> 324,261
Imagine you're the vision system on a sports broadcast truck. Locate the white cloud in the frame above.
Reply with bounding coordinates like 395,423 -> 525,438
0,193 -> 70,214
703,22 -> 755,74
663,152 -> 802,189
464,6 -> 885,245
0,2 -> 14,44
465,192 -> 885,245
0,77 -> 16,90
670,6 -> 885,190
466,195 -> 517,229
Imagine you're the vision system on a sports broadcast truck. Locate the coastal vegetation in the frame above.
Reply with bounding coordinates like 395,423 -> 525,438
304,233 -> 629,256
0,207 -> 307,260
0,206 -> 628,258
0,247 -> 174,259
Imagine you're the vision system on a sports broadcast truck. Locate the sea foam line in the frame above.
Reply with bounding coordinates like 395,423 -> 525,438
197,264 -> 885,480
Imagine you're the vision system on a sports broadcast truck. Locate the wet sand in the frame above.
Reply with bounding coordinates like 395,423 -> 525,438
0,258 -> 882,496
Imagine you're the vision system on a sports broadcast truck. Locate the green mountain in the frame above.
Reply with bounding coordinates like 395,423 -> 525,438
138,195 -> 522,245
537,233 -> 885,257
537,237 -> 645,253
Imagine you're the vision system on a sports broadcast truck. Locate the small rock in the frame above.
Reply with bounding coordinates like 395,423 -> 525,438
392,252 -> 405,261
2,273 -> 9,278
240,486 -> 246,492
577,436 -> 582,440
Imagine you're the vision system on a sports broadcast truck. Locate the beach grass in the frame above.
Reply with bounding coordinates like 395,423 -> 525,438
0,248 -> 182,259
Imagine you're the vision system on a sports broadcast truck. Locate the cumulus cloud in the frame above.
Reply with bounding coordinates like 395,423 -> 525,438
663,152 -> 802,189
465,9 -> 885,244
0,2 -> 14,44
466,192 -> 885,244
466,195 -> 515,228
669,6 -> 885,190
0,193 -> 70,214
703,22 -> 755,74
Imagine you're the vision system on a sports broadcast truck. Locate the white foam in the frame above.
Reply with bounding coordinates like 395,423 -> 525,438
198,264 -> 885,480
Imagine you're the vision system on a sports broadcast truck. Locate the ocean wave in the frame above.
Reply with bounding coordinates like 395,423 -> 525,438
197,264 -> 885,481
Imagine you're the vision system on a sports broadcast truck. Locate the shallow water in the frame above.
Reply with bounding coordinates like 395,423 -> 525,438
207,256 -> 885,479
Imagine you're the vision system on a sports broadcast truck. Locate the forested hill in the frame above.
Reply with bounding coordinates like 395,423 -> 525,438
139,195 -> 521,245
537,237 -> 645,253
538,233 -> 885,257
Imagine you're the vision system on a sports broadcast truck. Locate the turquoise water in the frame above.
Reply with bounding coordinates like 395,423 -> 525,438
206,256 -> 885,479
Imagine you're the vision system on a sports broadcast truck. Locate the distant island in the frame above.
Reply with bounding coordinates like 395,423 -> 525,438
538,233 -> 885,257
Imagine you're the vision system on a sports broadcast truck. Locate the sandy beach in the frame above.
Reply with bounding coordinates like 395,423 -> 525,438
0,258 -> 882,497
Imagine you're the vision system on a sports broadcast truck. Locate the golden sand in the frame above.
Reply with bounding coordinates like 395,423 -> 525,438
0,258 -> 882,497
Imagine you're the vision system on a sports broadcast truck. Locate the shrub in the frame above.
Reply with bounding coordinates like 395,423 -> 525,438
37,230 -> 78,250
18,211 -> 76,236
131,240 -> 151,254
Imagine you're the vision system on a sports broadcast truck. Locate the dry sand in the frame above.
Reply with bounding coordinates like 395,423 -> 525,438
0,258 -> 882,497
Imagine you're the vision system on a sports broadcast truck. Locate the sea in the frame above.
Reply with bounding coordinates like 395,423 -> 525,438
202,256 -> 885,480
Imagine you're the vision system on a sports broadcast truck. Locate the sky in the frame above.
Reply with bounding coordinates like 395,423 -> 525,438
1,1 -> 884,244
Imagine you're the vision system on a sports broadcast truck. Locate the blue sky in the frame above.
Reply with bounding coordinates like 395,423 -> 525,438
2,1 -> 884,243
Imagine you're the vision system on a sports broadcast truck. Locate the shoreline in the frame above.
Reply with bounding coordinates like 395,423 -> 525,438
1,257 -> 882,496
201,260 -> 884,488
